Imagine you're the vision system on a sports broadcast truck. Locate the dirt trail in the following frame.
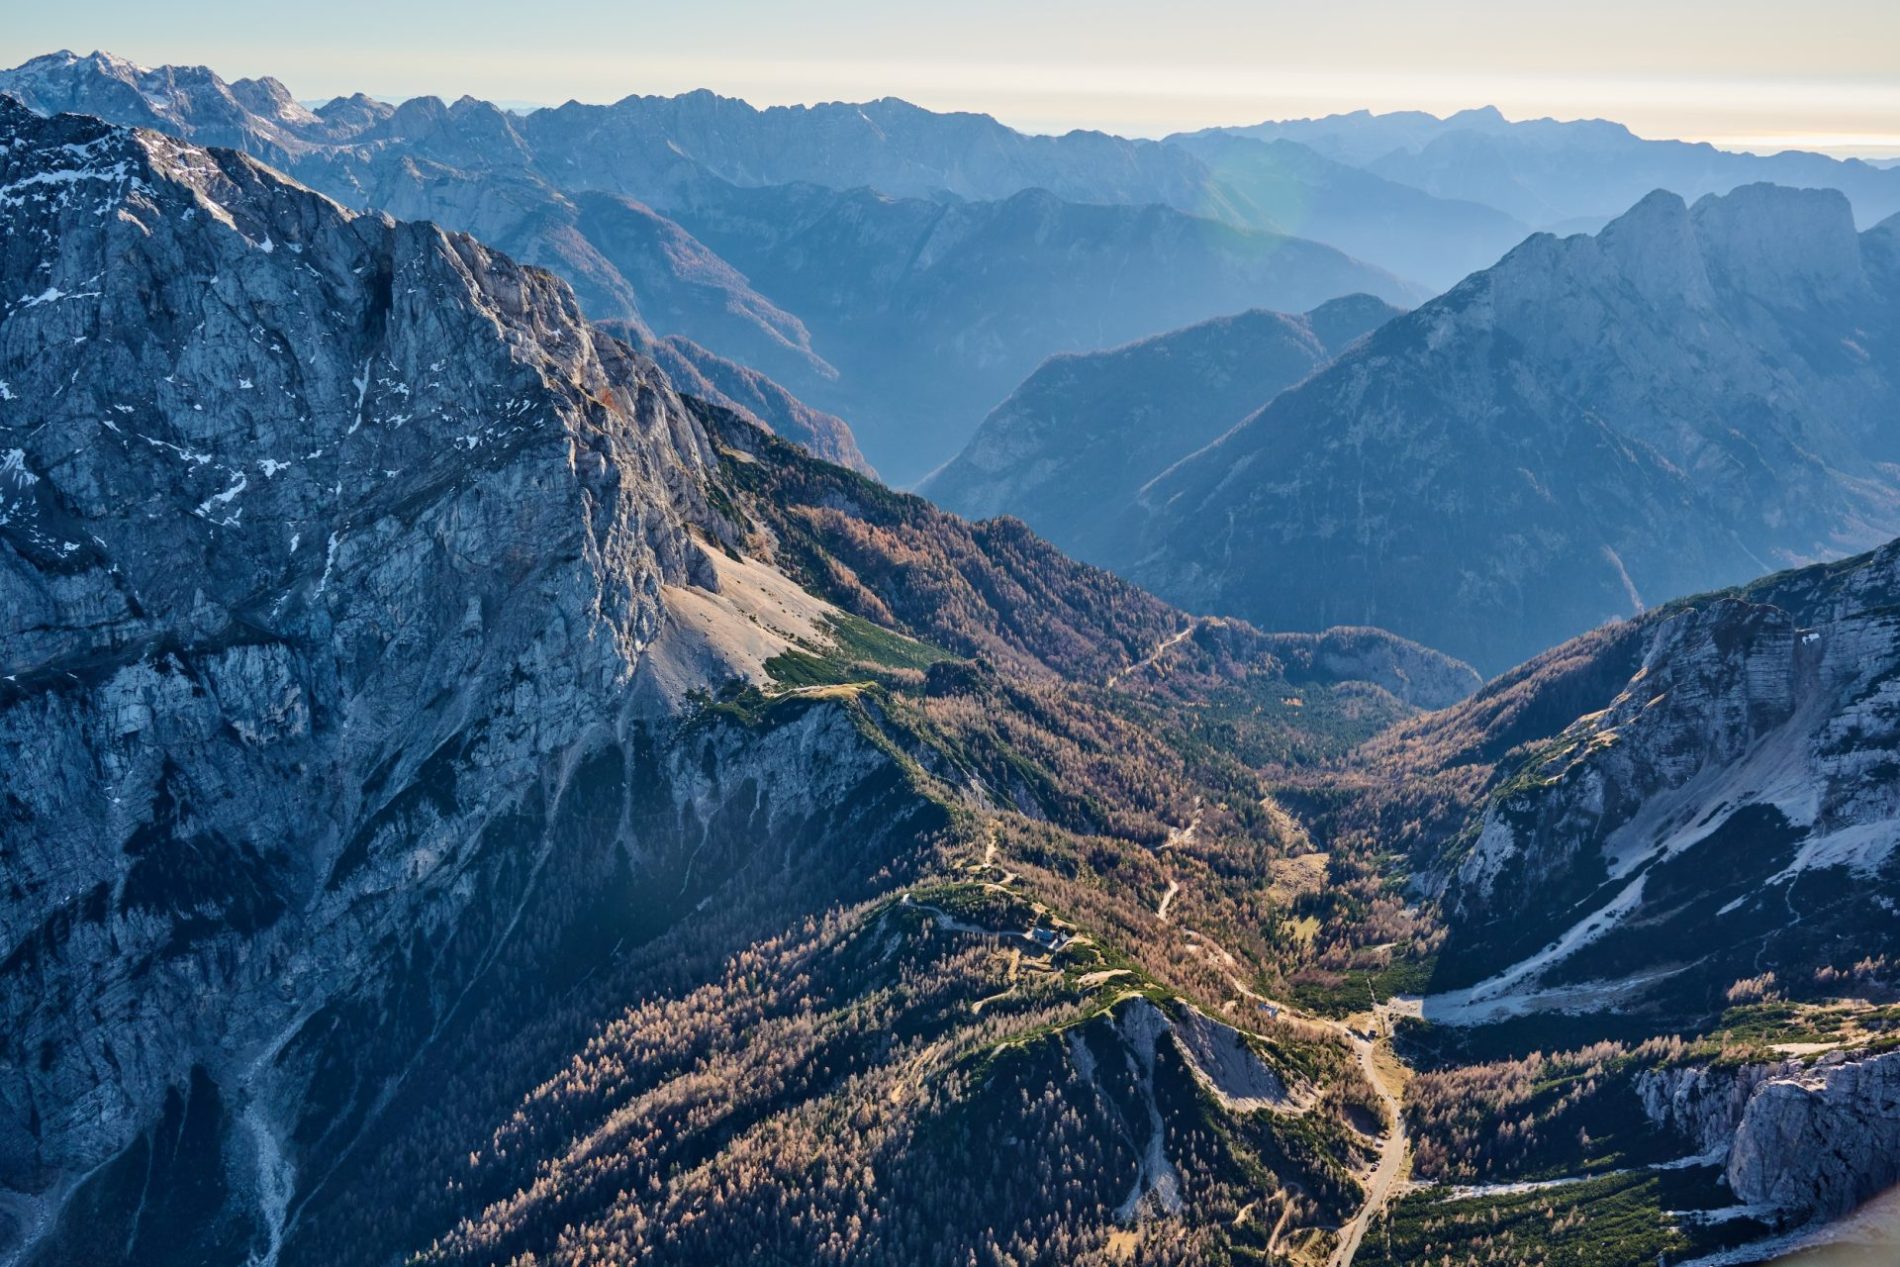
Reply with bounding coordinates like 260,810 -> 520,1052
1162,798 -> 1203,850
900,893 -> 1005,938
1154,879 -> 1181,921
1266,1195 -> 1301,1257
1107,620 -> 1200,688
968,825 -> 1020,891
887,1039 -> 945,1105
1327,1005 -> 1411,1267
1151,801 -> 1200,923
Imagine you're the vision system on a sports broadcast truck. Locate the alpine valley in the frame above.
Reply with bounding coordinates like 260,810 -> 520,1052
3,39 -> 1900,1267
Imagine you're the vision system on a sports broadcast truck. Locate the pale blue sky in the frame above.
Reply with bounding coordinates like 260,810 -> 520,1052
10,0 -> 1900,155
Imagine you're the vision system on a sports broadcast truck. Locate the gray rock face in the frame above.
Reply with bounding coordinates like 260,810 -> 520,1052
921,295 -> 1399,562
1406,539 -> 1900,1017
1127,184 -> 1900,672
1636,1060 -> 1793,1160
1638,1051 -> 1900,1220
0,53 -> 863,472
0,76 -> 673,1185
1726,1050 -> 1900,1216
0,98 -> 932,1265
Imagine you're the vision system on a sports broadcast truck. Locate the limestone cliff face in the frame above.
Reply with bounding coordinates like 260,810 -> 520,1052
1639,1050 -> 1900,1219
1383,538 -> 1900,1020
1636,1060 -> 1794,1160
1728,1051 -> 1900,1216
0,99 -> 927,1266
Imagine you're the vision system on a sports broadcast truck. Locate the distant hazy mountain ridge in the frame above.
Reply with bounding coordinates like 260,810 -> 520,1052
921,294 -> 1401,561
0,50 -> 1429,480
1190,103 -> 1900,228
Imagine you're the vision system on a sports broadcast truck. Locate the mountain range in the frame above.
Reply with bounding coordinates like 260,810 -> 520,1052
0,94 -> 1478,1267
7,55 -> 1900,1267
1191,104 -> 1900,230
0,50 -> 1424,481
940,181 -> 1900,673
13,52 -> 1900,488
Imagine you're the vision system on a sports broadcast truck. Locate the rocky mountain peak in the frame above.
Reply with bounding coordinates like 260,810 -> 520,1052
0,50 -> 169,126
0,97 -> 806,1255
1691,181 -> 1867,304
379,93 -> 451,134
1585,186 -> 1715,305
226,74 -> 299,115
1303,290 -> 1406,348
1122,177 -> 1900,672
1594,185 -> 1690,246
315,90 -> 392,129
0,51 -> 326,163
1447,104 -> 1509,129
0,97 -> 719,690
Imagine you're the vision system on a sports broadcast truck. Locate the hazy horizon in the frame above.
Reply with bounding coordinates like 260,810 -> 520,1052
8,0 -> 1899,158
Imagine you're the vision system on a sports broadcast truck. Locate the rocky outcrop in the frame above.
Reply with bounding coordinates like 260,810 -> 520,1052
1638,1050 -> 1900,1220
1636,1060 -> 1793,1159
1372,538 -> 1900,1016
1169,1005 -> 1297,1112
1728,1050 -> 1900,1216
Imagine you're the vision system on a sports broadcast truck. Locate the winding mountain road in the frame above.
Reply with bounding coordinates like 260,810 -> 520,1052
955,811 -> 1414,1265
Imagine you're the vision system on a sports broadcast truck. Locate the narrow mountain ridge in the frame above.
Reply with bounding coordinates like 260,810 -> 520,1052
921,294 -> 1400,562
